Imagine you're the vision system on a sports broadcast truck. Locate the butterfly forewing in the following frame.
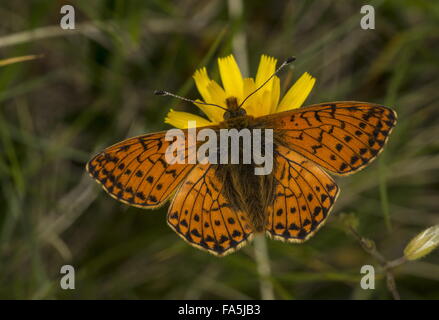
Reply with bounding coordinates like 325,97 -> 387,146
86,130 -> 199,208
261,102 -> 397,175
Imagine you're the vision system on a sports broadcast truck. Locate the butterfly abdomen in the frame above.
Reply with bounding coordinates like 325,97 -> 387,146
215,163 -> 276,232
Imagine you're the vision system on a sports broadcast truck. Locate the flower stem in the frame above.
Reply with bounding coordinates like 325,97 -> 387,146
253,234 -> 275,300
348,227 -> 404,300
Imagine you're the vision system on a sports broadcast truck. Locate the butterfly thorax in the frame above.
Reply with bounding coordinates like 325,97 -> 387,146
221,96 -> 254,129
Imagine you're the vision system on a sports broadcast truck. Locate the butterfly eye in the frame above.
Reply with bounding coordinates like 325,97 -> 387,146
223,111 -> 231,120
238,108 -> 246,117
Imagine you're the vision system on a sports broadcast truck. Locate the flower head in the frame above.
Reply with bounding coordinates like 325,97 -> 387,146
165,54 -> 316,129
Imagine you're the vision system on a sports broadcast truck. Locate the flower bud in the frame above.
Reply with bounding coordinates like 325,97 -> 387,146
339,213 -> 359,232
404,225 -> 439,261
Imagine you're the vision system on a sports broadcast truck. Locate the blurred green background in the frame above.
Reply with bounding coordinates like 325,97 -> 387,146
0,0 -> 438,299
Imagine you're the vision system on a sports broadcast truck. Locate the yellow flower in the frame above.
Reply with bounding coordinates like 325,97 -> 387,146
164,54 -> 316,129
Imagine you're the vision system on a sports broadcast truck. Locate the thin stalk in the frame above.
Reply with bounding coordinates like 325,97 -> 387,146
253,234 -> 275,300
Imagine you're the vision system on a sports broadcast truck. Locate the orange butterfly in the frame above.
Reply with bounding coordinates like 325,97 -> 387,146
86,55 -> 397,256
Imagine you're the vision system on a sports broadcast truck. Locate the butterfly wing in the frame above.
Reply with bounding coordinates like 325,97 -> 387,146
167,164 -> 253,256
267,144 -> 339,242
86,130 -> 199,208
259,102 -> 397,175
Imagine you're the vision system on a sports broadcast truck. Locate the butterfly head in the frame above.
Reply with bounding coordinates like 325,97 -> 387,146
223,97 -> 247,120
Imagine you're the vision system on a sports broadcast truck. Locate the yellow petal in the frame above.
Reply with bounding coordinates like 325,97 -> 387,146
194,99 -> 224,124
193,68 -> 226,122
259,90 -> 272,117
218,55 -> 244,101
241,78 -> 258,116
270,76 -> 280,113
206,80 -> 227,108
277,72 -> 316,112
164,109 -> 213,129
254,55 -> 278,116
255,55 -> 277,88
193,67 -> 212,103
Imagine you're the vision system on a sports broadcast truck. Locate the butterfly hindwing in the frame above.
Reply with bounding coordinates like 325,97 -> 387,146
167,164 -> 253,256
260,102 -> 397,175
267,144 -> 339,242
86,131 -> 198,208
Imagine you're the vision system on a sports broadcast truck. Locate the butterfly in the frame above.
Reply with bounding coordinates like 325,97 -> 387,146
86,55 -> 397,256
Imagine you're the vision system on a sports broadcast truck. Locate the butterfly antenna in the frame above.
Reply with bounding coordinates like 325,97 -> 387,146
154,90 -> 228,111
238,56 -> 296,108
